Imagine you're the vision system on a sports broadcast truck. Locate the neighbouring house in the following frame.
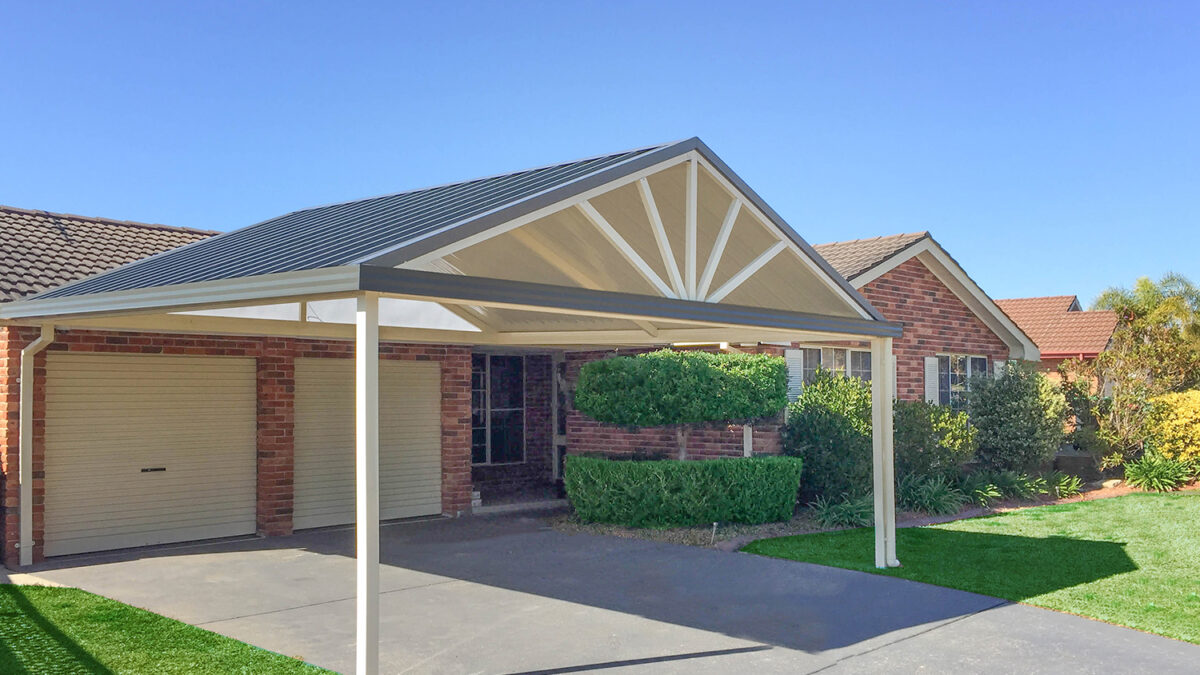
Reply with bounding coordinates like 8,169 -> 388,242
995,295 -> 1118,382
0,138 -> 906,571
787,232 -> 1039,408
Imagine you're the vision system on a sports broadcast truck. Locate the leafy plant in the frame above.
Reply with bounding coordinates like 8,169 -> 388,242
574,349 -> 788,459
782,370 -> 872,500
893,400 -> 976,480
1046,471 -> 1084,499
968,362 -> 1068,473
563,455 -> 803,527
957,472 -> 1003,507
898,474 -> 966,515
1124,452 -> 1194,492
809,493 -> 874,529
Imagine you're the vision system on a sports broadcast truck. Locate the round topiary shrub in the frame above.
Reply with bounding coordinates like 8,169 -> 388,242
573,348 -> 788,458
967,362 -> 1067,473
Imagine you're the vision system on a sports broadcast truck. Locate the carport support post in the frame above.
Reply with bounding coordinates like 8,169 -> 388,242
355,293 -> 380,675
870,337 -> 900,569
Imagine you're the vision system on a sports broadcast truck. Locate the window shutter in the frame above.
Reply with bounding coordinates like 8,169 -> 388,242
924,356 -> 940,403
785,349 -> 804,401
993,359 -> 1007,377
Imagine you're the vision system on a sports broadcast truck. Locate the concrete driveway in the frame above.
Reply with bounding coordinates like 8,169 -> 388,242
9,512 -> 1198,674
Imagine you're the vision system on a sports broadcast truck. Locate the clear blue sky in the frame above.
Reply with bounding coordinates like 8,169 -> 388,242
3,2 -> 1197,305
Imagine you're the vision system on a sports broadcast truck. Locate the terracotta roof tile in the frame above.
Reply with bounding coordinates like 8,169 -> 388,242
813,232 -> 929,280
996,296 -> 1118,356
0,205 -> 216,303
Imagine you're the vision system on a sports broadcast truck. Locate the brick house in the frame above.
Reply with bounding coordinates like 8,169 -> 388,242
792,232 -> 1039,408
0,138 -> 907,573
995,295 -> 1118,382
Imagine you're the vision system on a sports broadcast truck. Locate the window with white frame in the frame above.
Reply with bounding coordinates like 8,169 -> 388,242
471,353 -> 526,464
937,354 -> 988,410
785,347 -> 872,400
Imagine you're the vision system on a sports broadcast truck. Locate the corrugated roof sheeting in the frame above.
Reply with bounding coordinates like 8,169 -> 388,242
39,143 -> 671,299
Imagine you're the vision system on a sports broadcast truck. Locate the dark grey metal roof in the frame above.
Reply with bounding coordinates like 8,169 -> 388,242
38,140 -> 681,299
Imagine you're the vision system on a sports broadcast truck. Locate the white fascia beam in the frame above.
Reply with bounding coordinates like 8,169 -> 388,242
355,294 -> 381,675
697,198 -> 741,300
637,178 -> 686,297
19,324 -> 55,566
685,158 -> 698,299
576,201 -> 676,298
0,266 -> 362,321
706,240 -> 788,303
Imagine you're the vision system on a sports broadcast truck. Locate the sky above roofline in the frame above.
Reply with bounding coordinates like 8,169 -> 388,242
2,2 -> 1196,306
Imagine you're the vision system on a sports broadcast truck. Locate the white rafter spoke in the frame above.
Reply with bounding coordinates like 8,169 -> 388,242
576,201 -> 676,298
510,227 -> 602,289
637,178 -> 686,297
697,198 -> 741,300
685,158 -> 698,299
706,240 -> 787,303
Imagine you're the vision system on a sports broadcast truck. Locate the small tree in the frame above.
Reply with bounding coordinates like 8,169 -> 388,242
1063,273 -> 1200,466
968,362 -> 1067,473
573,349 -> 788,459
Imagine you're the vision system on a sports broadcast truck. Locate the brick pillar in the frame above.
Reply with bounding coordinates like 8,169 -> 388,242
440,347 -> 473,515
0,326 -> 25,567
256,340 -> 295,536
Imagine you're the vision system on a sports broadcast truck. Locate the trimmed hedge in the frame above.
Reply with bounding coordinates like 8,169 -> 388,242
563,455 -> 803,527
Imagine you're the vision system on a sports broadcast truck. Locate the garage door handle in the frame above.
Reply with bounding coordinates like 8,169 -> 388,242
140,467 -> 167,473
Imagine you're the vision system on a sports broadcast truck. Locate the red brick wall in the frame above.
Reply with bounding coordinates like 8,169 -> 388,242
858,258 -> 1010,400
0,328 -> 471,568
562,350 -> 783,460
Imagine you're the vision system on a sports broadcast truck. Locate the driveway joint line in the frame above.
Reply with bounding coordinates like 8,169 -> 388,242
803,598 -> 1011,674
194,577 -> 461,627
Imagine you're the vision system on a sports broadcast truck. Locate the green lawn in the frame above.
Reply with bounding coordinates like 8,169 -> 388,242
744,492 -> 1200,644
0,585 -> 329,674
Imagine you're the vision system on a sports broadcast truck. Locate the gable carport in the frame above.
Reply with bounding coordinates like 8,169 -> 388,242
1,138 -> 902,675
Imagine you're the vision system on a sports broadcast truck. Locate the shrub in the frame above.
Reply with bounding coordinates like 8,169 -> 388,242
809,493 -> 874,529
893,400 -> 976,479
1124,452 -> 1194,492
1046,470 -> 1084,499
574,349 -> 788,458
1148,391 -> 1200,462
782,370 -> 872,499
898,474 -> 966,515
563,455 -> 803,527
968,470 -> 1048,500
968,362 -> 1068,473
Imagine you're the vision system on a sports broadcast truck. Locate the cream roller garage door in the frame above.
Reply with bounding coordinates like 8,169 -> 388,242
293,358 -> 443,529
43,353 -> 257,557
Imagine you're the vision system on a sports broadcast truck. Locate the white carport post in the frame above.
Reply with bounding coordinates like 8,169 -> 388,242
355,293 -> 381,675
870,337 -> 900,568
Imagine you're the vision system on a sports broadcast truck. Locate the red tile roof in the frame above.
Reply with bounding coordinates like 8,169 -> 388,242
996,296 -> 1118,357
0,205 -> 217,303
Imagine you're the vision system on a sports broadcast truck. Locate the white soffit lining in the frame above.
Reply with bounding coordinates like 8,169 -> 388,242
176,298 -> 481,332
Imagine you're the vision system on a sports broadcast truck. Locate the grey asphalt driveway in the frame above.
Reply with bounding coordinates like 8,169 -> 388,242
9,512 -> 1199,674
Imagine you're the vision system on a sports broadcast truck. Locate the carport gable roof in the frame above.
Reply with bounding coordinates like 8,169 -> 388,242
1,138 -> 899,338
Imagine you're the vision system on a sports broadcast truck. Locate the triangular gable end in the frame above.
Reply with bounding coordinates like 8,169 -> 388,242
381,139 -> 878,325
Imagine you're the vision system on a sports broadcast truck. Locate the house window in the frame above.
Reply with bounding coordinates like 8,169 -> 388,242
937,355 -> 988,410
788,347 -> 872,393
471,354 -> 526,464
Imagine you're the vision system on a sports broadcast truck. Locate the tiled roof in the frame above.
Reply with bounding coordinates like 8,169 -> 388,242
996,296 -> 1118,356
0,205 -> 216,303
813,232 -> 929,280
